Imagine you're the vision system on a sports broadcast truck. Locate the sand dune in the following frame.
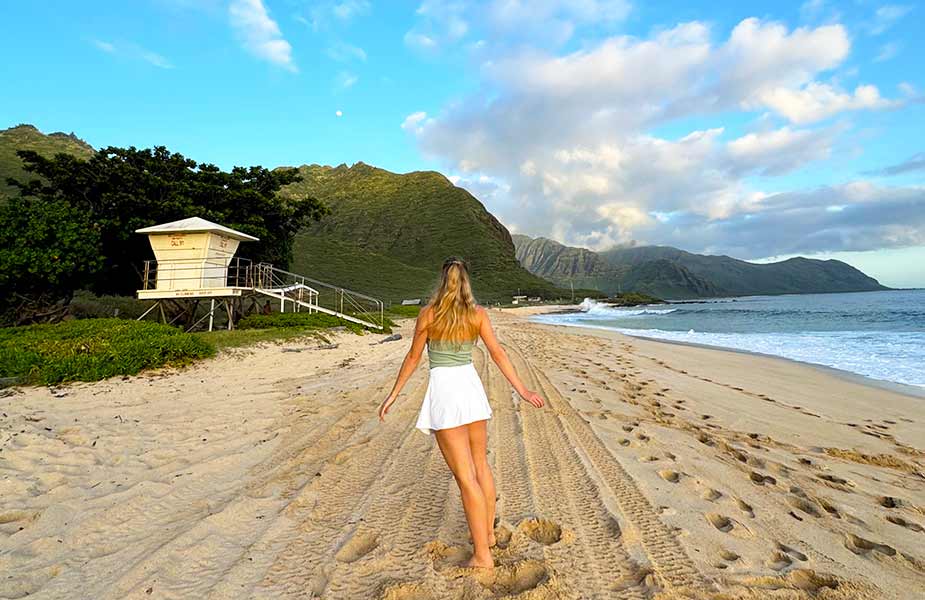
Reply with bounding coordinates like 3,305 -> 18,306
2,311 -> 923,599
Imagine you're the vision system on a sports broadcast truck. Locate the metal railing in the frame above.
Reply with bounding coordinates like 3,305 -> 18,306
140,257 -> 255,290
253,263 -> 384,329
138,258 -> 385,330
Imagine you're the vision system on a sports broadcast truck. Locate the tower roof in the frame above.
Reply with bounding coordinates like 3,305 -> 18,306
135,217 -> 259,241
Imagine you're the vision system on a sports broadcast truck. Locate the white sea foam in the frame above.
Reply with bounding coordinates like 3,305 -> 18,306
578,298 -> 677,317
535,297 -> 925,388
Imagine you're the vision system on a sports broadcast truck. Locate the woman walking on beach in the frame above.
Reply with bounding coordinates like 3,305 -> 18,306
379,257 -> 545,569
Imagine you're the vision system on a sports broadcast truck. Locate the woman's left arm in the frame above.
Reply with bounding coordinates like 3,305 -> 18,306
378,308 -> 430,420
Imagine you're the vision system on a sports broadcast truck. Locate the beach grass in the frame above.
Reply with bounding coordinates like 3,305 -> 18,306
237,311 -> 394,333
0,318 -> 214,385
194,327 -> 331,350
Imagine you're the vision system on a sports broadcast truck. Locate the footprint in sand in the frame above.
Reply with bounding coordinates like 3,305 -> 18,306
658,469 -> 682,483
720,549 -> 740,562
335,530 -> 379,563
748,471 -> 777,486
843,533 -> 896,557
379,581 -> 434,600
777,542 -> 808,561
478,560 -> 550,596
787,495 -> 822,518
885,515 -> 924,533
766,551 -> 794,571
521,517 -> 563,545
878,495 -> 904,509
706,513 -> 734,533
736,498 -> 755,518
701,488 -> 723,502
817,473 -> 853,491
815,496 -> 841,518
697,433 -> 715,446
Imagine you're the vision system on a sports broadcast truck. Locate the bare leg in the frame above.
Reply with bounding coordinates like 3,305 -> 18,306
435,424 -> 493,568
467,420 -> 496,546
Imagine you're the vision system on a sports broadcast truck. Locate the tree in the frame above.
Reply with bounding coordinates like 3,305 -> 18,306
7,146 -> 326,296
0,196 -> 102,324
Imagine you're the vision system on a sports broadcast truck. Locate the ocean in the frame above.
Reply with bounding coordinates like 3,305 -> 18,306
530,289 -> 925,388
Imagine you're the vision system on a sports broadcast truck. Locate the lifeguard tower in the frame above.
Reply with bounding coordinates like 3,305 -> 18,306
136,217 -> 383,331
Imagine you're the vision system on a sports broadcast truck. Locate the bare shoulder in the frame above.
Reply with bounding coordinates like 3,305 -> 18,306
474,305 -> 490,325
416,304 -> 434,329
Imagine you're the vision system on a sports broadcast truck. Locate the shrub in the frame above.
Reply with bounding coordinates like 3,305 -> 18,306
0,318 -> 214,385
387,304 -> 422,318
237,312 -> 347,330
237,311 -> 394,334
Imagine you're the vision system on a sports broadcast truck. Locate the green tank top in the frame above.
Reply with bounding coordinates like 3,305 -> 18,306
427,338 -> 476,369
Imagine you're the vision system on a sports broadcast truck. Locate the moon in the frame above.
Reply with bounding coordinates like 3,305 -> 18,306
335,110 -> 343,117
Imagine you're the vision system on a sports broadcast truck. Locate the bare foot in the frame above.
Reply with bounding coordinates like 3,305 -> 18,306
465,554 -> 494,569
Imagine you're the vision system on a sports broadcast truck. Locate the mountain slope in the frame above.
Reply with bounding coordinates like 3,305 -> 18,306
280,163 -> 569,302
513,235 -> 886,299
0,124 -> 95,200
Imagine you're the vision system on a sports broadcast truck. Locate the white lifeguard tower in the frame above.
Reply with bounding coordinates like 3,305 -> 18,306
135,217 -> 383,331
137,217 -> 258,299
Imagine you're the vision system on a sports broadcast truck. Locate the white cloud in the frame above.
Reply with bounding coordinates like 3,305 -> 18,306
755,83 -> 897,124
332,0 -> 371,20
727,126 -> 835,175
799,0 -> 825,20
90,39 -> 174,69
92,39 -> 116,53
874,41 -> 900,62
305,0 -> 371,30
229,0 -> 296,71
404,31 -> 438,51
869,4 -> 912,35
336,70 -> 358,89
404,0 -> 631,52
326,41 -> 367,62
404,0 -> 468,52
405,16 -> 911,257
401,111 -> 429,133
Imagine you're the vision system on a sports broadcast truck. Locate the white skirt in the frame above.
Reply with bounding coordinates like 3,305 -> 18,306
416,363 -> 492,435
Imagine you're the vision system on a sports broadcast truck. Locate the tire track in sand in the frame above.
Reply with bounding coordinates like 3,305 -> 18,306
502,329 -> 713,595
496,341 -> 654,598
257,372 -> 429,598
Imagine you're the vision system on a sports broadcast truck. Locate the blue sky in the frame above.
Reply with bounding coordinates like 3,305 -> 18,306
2,0 -> 924,287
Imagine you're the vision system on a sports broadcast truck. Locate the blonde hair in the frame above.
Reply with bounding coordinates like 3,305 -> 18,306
428,257 -> 479,342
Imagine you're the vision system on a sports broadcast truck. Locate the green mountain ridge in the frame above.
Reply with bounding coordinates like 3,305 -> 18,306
279,162 -> 570,302
0,124 -> 95,200
513,234 -> 887,299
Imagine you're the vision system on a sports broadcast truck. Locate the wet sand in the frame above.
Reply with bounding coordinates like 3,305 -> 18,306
1,310 -> 923,599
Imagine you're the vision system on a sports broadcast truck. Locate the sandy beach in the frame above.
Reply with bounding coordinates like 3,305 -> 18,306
2,310 -> 924,599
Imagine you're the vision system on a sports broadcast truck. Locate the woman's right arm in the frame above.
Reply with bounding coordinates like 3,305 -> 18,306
378,307 -> 431,420
478,307 -> 544,409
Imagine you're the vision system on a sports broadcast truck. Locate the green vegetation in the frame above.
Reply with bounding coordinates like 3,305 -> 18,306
292,233 -> 439,300
69,290 -> 151,320
193,327 -> 330,351
0,124 -> 94,201
280,163 -> 570,303
0,319 -> 214,385
0,198 -> 103,325
387,304 -> 422,318
1,124 -> 327,325
513,234 -> 886,299
604,292 -> 665,306
237,311 -> 394,334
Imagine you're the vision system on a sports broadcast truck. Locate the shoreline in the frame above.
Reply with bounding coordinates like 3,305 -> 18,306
529,319 -> 925,399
